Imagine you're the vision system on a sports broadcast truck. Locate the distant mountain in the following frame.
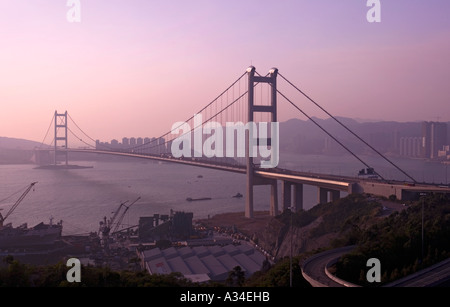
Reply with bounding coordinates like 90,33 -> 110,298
0,137 -> 44,164
0,137 -> 42,150
0,117 -> 449,164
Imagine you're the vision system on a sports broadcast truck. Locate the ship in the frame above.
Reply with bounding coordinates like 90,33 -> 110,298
0,219 -> 63,249
0,182 -> 63,249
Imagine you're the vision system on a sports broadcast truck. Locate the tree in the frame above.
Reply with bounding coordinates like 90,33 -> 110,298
225,266 -> 245,287
261,258 -> 272,273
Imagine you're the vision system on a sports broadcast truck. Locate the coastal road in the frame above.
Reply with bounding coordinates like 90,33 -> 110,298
301,246 -> 357,287
302,245 -> 450,287
384,257 -> 450,287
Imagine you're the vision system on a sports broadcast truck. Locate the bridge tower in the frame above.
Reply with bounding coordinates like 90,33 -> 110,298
246,67 -> 279,218
54,111 -> 69,166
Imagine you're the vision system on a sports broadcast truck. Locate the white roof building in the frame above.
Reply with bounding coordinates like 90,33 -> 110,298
137,243 -> 267,282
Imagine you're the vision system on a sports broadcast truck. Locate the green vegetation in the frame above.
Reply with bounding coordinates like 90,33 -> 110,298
0,257 -> 197,287
0,255 -> 311,287
225,266 -> 245,287
245,256 -> 311,287
276,193 -> 382,242
335,194 -> 450,286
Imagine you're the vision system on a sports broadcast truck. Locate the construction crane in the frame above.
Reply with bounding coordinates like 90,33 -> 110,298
108,200 -> 129,232
98,196 -> 140,251
99,200 -> 128,238
0,182 -> 38,227
112,196 -> 140,234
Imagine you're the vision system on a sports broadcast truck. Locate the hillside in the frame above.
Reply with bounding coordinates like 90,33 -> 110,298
334,193 -> 450,286
0,137 -> 44,164
0,137 -> 42,150
198,193 -> 403,260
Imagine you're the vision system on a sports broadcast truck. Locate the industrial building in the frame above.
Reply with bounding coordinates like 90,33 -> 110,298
138,210 -> 192,241
137,243 -> 267,283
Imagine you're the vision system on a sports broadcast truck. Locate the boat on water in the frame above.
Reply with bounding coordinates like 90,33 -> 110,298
0,182 -> 63,249
186,197 -> 212,202
0,219 -> 63,249
232,192 -> 243,198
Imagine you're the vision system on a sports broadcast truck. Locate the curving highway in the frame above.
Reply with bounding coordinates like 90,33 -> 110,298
301,246 -> 357,287
384,257 -> 450,287
302,246 -> 450,287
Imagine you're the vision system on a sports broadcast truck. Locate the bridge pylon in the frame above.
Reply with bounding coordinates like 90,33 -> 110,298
246,67 -> 279,218
54,110 -> 69,166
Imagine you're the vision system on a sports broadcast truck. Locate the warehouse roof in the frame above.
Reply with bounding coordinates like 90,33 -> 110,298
138,243 -> 267,282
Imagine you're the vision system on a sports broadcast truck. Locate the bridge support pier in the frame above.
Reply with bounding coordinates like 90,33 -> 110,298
330,190 -> 340,202
270,181 -> 279,216
318,187 -> 341,204
282,181 -> 303,212
252,177 -> 279,217
318,188 -> 328,204
292,184 -> 304,212
282,181 -> 292,211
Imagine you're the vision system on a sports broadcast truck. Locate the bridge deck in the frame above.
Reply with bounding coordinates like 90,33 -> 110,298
37,148 -> 450,199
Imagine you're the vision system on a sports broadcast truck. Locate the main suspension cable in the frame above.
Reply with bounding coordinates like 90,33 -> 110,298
38,113 -> 55,148
279,73 -> 417,183
277,89 -> 388,182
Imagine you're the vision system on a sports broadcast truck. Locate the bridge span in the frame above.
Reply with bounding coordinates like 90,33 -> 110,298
34,147 -> 450,218
35,67 -> 450,218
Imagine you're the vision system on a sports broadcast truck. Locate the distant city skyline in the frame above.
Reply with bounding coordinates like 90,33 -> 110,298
1,1 -> 449,143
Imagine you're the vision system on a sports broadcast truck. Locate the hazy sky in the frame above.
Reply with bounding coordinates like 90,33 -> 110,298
1,0 -> 449,143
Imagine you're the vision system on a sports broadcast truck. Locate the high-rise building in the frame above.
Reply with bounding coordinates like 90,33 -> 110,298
422,122 -> 448,159
399,137 -> 422,158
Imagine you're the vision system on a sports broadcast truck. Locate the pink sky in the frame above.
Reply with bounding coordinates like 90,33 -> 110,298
1,0 -> 449,144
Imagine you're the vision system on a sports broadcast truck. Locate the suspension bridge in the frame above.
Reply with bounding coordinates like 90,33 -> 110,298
33,66 -> 450,218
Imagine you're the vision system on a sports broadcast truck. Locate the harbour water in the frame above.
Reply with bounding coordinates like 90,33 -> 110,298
0,153 -> 448,235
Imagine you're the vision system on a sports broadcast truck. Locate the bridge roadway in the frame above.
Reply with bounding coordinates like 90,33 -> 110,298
39,147 -> 448,212
301,246 -> 450,287
66,148 -> 355,191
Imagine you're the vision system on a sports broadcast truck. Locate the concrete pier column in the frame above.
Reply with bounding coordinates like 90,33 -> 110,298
318,187 -> 328,204
245,67 -> 255,219
282,181 -> 292,211
292,184 -> 303,212
270,181 -> 279,216
245,174 -> 254,218
330,190 -> 340,202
